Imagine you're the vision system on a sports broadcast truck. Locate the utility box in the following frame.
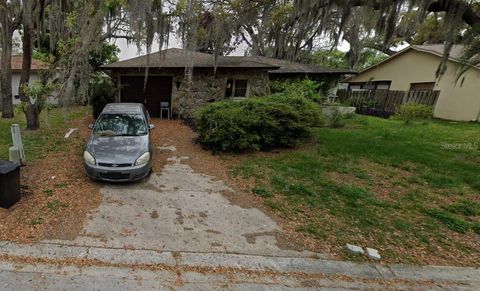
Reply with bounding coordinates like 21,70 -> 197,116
0,160 -> 21,209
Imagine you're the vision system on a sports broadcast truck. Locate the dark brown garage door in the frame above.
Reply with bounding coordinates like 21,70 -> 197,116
120,76 -> 172,117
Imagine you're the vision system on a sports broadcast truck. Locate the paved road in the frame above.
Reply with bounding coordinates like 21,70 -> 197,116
1,142 -> 479,289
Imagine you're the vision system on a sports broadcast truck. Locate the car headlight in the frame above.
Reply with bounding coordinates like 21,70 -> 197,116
134,152 -> 151,166
83,151 -> 96,166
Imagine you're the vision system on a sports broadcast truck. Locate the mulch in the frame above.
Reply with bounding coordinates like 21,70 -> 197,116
0,113 -> 101,242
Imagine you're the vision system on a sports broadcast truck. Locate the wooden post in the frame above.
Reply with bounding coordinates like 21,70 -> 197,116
10,124 -> 25,163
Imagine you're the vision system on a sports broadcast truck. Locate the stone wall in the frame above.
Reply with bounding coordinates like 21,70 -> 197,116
172,68 -> 270,117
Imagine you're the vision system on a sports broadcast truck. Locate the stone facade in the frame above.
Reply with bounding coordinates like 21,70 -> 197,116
111,67 -> 271,118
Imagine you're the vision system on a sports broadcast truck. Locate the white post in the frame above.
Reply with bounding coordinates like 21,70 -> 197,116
11,124 -> 25,162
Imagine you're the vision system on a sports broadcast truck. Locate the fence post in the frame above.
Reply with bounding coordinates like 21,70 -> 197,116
11,124 -> 25,163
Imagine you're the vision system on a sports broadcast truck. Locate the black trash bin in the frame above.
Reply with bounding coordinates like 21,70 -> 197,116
0,160 -> 21,209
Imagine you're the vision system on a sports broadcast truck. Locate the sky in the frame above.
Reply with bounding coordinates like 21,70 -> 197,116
112,36 -> 352,61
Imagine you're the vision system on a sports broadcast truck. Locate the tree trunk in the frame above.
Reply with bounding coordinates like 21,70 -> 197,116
25,103 -> 40,130
19,0 -> 37,129
0,9 -> 14,118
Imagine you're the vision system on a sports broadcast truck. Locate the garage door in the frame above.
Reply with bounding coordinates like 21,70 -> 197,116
120,76 -> 172,117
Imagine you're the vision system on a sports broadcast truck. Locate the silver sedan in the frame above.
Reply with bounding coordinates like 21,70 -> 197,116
84,103 -> 154,182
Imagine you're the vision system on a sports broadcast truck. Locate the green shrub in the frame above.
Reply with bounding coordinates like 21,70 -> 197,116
328,108 -> 345,128
89,75 -> 117,119
195,94 -> 323,152
270,78 -> 324,102
395,103 -> 433,124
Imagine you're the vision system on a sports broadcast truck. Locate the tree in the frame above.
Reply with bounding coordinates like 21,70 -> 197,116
0,0 -> 22,118
311,49 -> 349,69
312,48 -> 387,70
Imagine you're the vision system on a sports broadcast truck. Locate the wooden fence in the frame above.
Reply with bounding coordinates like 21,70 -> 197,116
336,90 -> 440,118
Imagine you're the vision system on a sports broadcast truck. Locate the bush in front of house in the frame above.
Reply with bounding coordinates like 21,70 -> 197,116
270,78 -> 325,102
89,75 -> 117,118
395,103 -> 433,124
195,94 -> 324,152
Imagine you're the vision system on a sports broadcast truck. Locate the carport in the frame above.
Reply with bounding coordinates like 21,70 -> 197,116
119,76 -> 172,117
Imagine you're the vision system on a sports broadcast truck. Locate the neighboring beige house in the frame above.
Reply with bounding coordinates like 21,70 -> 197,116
345,45 -> 480,122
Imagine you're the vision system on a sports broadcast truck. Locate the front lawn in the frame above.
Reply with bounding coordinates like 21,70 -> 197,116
232,115 -> 480,266
0,107 -> 88,161
0,107 -> 100,242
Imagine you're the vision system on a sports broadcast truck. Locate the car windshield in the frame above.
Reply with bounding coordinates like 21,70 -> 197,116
93,113 -> 147,136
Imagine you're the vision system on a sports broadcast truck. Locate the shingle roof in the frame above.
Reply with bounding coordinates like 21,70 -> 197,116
242,56 -> 356,74
9,55 -> 49,71
410,44 -> 466,62
103,48 -> 279,69
103,48 -> 356,74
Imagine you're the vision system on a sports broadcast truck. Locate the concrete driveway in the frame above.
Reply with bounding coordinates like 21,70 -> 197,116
46,145 -> 315,258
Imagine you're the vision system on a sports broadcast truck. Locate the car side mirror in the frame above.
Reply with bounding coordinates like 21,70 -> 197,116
88,124 -> 94,130
149,124 -> 155,130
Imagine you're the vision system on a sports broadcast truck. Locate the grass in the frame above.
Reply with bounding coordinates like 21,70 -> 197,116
0,106 -> 89,161
231,115 -> 480,265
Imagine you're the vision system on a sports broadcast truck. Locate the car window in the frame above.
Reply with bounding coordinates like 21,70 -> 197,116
94,113 -> 147,136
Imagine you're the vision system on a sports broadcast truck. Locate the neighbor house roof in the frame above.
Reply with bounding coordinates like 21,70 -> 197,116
345,44 -> 477,81
9,55 -> 49,72
242,56 -> 356,75
103,48 -> 279,69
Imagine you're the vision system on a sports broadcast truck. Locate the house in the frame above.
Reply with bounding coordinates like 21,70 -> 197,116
8,55 -> 50,104
344,45 -> 480,122
102,48 -> 353,117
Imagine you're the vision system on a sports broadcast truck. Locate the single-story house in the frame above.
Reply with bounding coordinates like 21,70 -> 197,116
7,55 -> 50,104
344,45 -> 480,122
102,48 -> 354,117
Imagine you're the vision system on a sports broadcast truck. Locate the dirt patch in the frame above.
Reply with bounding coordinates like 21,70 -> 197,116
150,210 -> 159,219
0,112 -> 102,242
175,210 -> 184,225
205,229 -> 221,234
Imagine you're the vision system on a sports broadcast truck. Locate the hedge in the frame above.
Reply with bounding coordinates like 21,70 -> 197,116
195,94 -> 324,152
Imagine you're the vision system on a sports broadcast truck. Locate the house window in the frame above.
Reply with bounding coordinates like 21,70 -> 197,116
375,81 -> 391,90
225,79 -> 248,98
14,95 -> 20,99
410,82 -> 435,91
363,83 -> 376,90
348,80 -> 391,90
348,83 -> 362,90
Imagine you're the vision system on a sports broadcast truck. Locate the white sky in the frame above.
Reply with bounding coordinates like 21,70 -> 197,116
113,36 -> 353,61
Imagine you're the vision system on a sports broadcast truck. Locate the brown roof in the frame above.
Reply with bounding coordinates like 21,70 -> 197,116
103,48 -> 279,69
104,48 -> 355,74
9,55 -> 49,71
242,56 -> 356,74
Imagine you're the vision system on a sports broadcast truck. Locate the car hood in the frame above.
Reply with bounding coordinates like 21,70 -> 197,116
86,134 -> 150,164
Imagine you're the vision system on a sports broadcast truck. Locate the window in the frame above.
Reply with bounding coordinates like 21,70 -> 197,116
234,80 -> 248,97
348,80 -> 391,90
14,95 -> 20,99
225,79 -> 248,98
375,81 -> 391,90
410,82 -> 435,91
94,113 -> 147,136
362,83 -> 376,90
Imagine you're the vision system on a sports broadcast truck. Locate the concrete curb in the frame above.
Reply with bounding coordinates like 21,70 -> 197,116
0,241 -> 479,283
